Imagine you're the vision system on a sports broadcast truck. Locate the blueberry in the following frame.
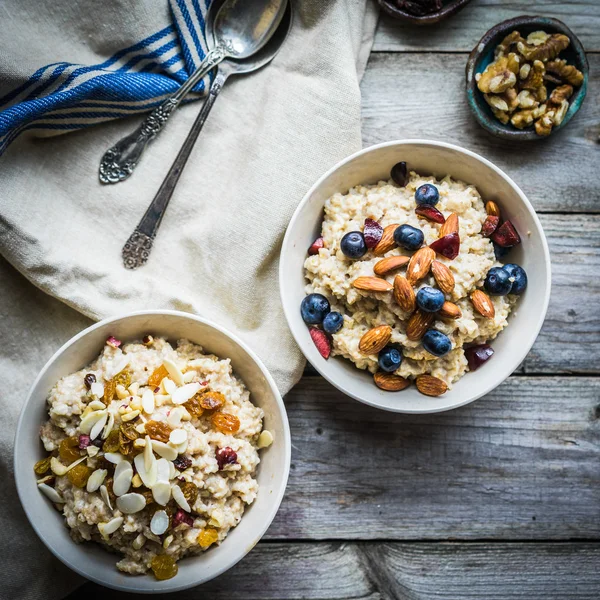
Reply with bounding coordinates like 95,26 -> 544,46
416,286 -> 445,313
378,346 -> 403,373
484,267 -> 512,296
422,329 -> 452,357
393,224 -> 424,250
503,264 -> 528,295
415,184 -> 439,207
301,293 -> 330,325
493,243 -> 510,261
323,311 -> 344,334
340,231 -> 367,259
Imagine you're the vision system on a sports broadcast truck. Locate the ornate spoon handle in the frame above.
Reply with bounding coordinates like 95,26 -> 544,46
122,68 -> 228,269
99,45 -> 227,184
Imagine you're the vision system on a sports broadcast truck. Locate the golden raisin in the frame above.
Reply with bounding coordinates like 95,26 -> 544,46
34,456 -> 52,475
183,396 -> 204,419
197,390 -> 225,411
103,378 -> 117,405
151,554 -> 178,581
144,420 -> 172,443
148,364 -> 169,387
114,369 -> 132,388
211,412 -> 240,434
197,528 -> 219,549
67,463 -> 92,488
119,431 -> 134,456
59,437 -> 81,464
103,429 -> 120,453
178,481 -> 198,509
120,421 -> 139,441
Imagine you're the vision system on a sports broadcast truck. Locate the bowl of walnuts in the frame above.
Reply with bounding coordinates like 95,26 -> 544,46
466,16 -> 589,140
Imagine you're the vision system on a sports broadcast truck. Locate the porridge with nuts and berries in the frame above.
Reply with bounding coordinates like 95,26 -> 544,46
301,162 -> 527,397
35,335 -> 273,581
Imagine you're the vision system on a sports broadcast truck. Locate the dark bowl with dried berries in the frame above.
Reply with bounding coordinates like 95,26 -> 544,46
378,0 -> 472,25
466,16 -> 589,141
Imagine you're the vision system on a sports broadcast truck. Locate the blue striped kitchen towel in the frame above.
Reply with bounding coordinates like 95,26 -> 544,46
0,0 -> 213,156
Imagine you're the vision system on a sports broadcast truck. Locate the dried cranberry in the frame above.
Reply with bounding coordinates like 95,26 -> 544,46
415,205 -> 446,224
106,336 -> 122,348
391,161 -> 409,187
481,215 -> 500,237
78,434 -> 91,449
308,327 -> 331,359
173,455 -> 192,471
491,220 -> 521,248
465,344 -> 494,371
172,509 -> 194,528
308,237 -> 324,255
429,233 -> 460,260
215,447 -> 238,470
83,373 -> 96,389
363,219 -> 383,248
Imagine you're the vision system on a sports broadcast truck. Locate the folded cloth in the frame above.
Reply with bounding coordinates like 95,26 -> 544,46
0,0 -> 378,597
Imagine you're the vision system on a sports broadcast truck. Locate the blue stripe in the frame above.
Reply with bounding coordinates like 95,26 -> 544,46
23,63 -> 74,103
0,62 -> 64,106
177,0 -> 205,65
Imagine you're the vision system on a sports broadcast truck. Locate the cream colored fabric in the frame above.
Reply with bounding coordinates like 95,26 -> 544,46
0,1 -> 378,598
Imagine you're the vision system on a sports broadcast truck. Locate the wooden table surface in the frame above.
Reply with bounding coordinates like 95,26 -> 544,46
74,2 -> 600,598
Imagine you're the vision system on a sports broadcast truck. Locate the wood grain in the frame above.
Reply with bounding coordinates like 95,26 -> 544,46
72,542 -> 600,599
374,0 -> 600,52
266,376 -> 600,540
360,53 -> 600,213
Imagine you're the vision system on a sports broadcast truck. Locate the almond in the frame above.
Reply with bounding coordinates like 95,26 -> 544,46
471,289 -> 495,318
439,213 -> 459,238
374,372 -> 410,391
358,325 -> 392,355
485,200 -> 501,217
406,247 -> 435,285
393,275 -> 416,313
431,260 -> 455,294
373,224 -> 399,256
438,301 -> 462,320
416,374 -> 448,397
374,255 -> 410,276
406,310 -> 434,341
353,277 -> 393,293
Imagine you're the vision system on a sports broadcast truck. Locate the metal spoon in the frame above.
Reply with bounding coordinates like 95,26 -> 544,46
121,0 -> 293,269
99,0 -> 287,184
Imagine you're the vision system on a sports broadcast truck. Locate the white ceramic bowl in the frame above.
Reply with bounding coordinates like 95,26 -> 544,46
280,140 -> 551,413
14,310 -> 290,593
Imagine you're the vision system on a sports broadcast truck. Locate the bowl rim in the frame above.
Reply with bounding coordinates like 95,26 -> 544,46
465,15 -> 589,141
14,309 -> 291,593
279,138 -> 552,414
377,0 -> 472,25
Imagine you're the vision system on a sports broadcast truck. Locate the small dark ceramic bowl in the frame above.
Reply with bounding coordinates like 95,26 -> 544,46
378,0 -> 472,25
466,16 -> 589,141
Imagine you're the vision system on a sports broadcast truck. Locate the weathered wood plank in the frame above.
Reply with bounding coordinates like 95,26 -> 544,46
360,53 -> 600,213
374,0 -> 600,52
266,376 -> 600,540
72,542 -> 600,599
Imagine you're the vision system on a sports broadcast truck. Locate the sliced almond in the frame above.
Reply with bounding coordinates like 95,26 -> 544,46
406,310 -> 434,341
171,382 -> 201,405
122,410 -> 140,423
406,247 -> 435,285
144,435 -> 153,471
90,382 -> 105,399
156,458 -> 171,483
150,510 -> 169,536
438,301 -> 462,320
132,534 -> 146,550
38,483 -> 65,504
439,213 -> 459,238
113,460 -> 133,496
104,452 -> 125,464
485,200 -> 501,217
80,409 -> 107,435
50,455 -> 87,476
86,468 -> 108,493
141,389 -> 155,414
416,374 -> 448,397
100,485 -> 113,511
393,275 -> 416,313
116,493 -> 146,514
162,377 -> 177,395
152,481 -> 171,506
373,372 -> 410,391
373,224 -> 399,256
183,370 -> 197,383
431,260 -> 455,294
373,255 -> 409,276
172,483 -> 191,512
169,429 -> 187,445
135,450 -> 157,489
471,290 -> 495,318
163,359 -> 184,386
352,276 -> 393,293
167,406 -> 185,428
86,445 -> 100,457
102,411 -> 115,440
115,384 -> 129,400
87,399 -> 107,412
151,439 -> 178,460
358,325 -> 392,355
103,516 -> 124,536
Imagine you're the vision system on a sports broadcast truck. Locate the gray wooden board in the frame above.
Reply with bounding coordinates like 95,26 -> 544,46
264,376 -> 600,540
374,0 -> 600,52
72,542 -> 600,599
360,53 -> 600,213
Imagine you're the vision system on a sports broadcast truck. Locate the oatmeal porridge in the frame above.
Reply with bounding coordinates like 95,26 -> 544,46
34,335 -> 273,580
301,162 -> 527,396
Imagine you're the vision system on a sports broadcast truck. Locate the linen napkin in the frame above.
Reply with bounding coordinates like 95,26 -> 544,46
0,0 -> 378,598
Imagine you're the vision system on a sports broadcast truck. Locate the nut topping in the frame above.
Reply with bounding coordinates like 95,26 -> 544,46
416,375 -> 448,397
374,255 -> 410,276
471,290 -> 495,318
358,325 -> 392,355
